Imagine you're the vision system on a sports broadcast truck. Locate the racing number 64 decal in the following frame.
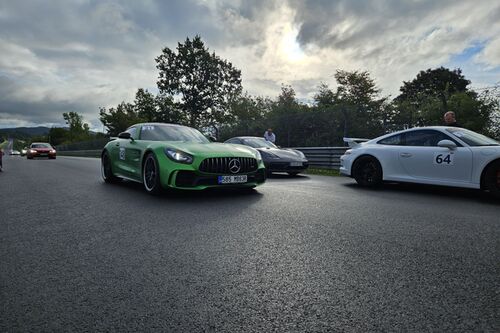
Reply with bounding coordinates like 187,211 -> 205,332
434,152 -> 454,165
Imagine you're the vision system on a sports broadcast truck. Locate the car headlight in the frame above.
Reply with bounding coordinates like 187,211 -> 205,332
30,149 -> 37,153
164,148 -> 193,164
259,150 -> 280,159
50,150 -> 56,154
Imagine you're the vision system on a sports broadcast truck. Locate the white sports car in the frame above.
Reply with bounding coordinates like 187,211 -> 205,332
340,126 -> 500,198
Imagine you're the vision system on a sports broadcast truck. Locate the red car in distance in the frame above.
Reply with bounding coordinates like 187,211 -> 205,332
27,143 -> 57,159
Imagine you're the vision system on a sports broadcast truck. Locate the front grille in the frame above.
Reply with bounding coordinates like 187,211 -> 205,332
199,157 -> 258,174
174,169 -> 266,187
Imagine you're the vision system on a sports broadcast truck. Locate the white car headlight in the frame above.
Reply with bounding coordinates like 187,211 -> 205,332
164,148 -> 193,164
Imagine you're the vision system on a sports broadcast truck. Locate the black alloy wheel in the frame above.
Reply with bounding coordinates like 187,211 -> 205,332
484,161 -> 500,199
143,153 -> 162,195
353,156 -> 382,187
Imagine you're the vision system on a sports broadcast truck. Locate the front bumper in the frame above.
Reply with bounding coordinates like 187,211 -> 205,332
339,155 -> 352,176
163,168 -> 267,190
265,161 -> 309,173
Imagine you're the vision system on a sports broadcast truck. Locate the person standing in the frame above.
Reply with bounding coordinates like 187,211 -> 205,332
443,111 -> 460,127
264,128 -> 276,143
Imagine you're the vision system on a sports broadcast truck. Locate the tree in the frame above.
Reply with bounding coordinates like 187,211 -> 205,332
48,127 -> 68,146
333,70 -> 387,138
63,111 -> 90,142
396,67 -> 470,112
155,93 -> 186,124
156,35 -> 242,130
99,102 -> 142,136
134,88 -> 157,122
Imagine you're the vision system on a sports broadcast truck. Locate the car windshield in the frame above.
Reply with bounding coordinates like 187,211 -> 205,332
242,138 -> 277,148
31,143 -> 52,148
446,128 -> 499,147
140,124 -> 209,143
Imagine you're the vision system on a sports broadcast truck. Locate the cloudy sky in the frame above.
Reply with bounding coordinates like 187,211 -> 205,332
1,0 -> 499,130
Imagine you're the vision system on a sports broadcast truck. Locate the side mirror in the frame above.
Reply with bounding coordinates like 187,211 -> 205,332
438,139 -> 457,150
208,136 -> 217,142
118,132 -> 131,140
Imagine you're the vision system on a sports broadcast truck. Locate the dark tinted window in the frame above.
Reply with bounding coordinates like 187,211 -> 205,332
139,124 -> 209,143
404,130 -> 456,147
378,134 -> 403,145
31,143 -> 52,148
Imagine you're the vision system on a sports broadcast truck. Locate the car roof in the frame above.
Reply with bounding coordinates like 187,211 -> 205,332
369,126 -> 467,143
131,122 -> 187,128
229,136 -> 264,140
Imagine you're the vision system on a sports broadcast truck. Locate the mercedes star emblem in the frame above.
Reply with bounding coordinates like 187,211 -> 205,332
229,159 -> 241,174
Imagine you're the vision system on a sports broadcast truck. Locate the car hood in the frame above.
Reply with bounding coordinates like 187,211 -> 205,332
257,147 -> 304,159
164,142 -> 258,158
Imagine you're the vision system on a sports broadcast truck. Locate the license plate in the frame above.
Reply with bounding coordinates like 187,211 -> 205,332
217,175 -> 247,184
39,153 -> 47,156
290,162 -> 302,167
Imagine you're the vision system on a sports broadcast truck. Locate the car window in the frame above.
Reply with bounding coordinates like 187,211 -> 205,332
31,143 -> 52,148
404,130 -> 458,147
139,124 -> 209,143
242,138 -> 277,148
446,128 -> 499,146
126,126 -> 138,139
377,134 -> 403,145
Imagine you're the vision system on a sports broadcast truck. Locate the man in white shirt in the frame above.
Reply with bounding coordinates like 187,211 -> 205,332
264,128 -> 276,143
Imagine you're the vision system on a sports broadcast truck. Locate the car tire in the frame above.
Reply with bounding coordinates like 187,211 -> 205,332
483,160 -> 500,199
143,153 -> 162,195
287,172 -> 300,176
101,151 -> 120,183
353,156 -> 383,187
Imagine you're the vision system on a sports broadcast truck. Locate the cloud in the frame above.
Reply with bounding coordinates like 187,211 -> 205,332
0,0 -> 499,129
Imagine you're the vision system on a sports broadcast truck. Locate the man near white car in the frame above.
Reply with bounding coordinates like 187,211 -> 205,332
264,128 -> 276,143
443,111 -> 460,127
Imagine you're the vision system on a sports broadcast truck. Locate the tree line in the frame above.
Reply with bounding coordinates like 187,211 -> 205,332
98,35 -> 499,146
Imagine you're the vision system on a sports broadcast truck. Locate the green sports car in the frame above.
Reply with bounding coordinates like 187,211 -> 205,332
101,123 -> 266,194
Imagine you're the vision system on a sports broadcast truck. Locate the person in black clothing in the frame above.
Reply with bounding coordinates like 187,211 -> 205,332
443,111 -> 460,127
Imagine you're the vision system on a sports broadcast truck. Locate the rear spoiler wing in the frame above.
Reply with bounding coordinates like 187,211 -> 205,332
343,137 -> 370,148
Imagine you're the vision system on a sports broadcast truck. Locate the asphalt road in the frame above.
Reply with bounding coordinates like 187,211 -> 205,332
1,156 -> 498,332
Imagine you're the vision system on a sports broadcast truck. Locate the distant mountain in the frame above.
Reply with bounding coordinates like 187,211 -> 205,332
0,126 -> 52,139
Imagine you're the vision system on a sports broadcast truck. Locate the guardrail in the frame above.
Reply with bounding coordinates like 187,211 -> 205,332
294,147 -> 349,170
57,150 -> 101,158
56,146 -> 349,169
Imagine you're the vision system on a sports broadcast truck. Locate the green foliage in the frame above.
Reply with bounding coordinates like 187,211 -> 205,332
156,35 -> 242,129
63,111 -> 91,142
48,127 -> 68,146
397,67 -> 470,112
99,102 -> 142,136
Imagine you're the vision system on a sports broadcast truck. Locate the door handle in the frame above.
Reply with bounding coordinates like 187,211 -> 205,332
400,152 -> 412,158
